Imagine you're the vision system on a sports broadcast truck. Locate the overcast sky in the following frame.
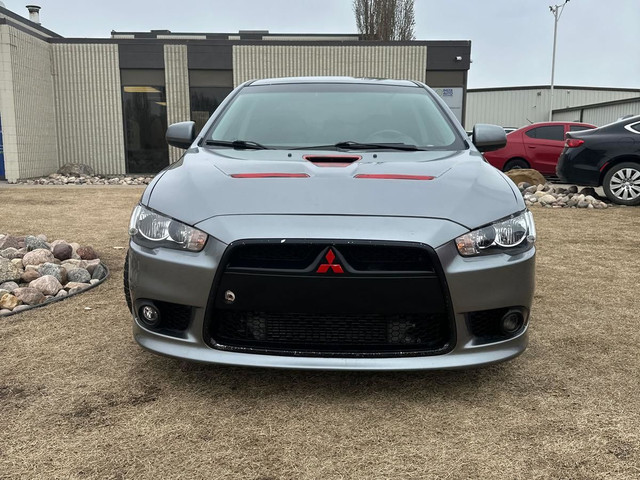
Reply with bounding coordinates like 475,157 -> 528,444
4,0 -> 640,89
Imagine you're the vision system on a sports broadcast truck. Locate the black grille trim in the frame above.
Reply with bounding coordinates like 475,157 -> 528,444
224,241 -> 435,274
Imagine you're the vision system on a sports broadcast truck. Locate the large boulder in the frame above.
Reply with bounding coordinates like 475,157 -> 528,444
22,249 -> 55,267
29,275 -> 63,296
38,262 -> 67,284
52,243 -> 72,261
0,258 -> 22,283
67,268 -> 91,284
0,235 -> 23,250
12,287 -> 46,306
25,235 -> 49,251
57,163 -> 95,177
505,168 -> 546,187
91,263 -> 107,280
76,246 -> 98,260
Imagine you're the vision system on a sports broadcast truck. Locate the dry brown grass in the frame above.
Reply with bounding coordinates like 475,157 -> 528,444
0,186 -> 639,479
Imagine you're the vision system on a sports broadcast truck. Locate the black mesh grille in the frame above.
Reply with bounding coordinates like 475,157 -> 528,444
227,243 -> 319,270
155,301 -> 192,331
212,311 -> 451,355
466,308 -> 510,341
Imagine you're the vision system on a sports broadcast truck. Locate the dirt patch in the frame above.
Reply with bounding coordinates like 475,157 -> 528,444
0,186 -> 639,479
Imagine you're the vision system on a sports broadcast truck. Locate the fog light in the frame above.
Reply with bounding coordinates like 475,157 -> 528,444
139,304 -> 161,327
501,310 -> 524,333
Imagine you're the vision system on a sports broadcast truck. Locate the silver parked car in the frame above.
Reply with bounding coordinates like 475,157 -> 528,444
125,77 -> 536,370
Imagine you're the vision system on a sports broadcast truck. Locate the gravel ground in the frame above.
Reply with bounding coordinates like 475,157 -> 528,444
0,186 -> 639,479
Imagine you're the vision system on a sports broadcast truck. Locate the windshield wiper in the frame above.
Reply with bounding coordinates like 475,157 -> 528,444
205,139 -> 272,150
293,141 -> 424,151
334,141 -> 423,151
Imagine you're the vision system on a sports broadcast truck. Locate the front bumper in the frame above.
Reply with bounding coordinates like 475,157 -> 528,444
128,216 -> 535,371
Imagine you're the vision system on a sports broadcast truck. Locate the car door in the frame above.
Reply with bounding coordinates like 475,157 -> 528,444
522,125 -> 565,174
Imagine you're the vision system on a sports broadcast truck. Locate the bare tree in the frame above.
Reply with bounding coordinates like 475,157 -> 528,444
353,0 -> 416,41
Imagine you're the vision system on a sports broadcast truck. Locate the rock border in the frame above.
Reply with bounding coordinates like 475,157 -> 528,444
517,183 -> 611,209
0,264 -> 109,318
14,174 -> 152,186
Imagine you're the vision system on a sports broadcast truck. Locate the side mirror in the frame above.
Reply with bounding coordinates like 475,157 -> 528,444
472,124 -> 507,152
166,121 -> 196,149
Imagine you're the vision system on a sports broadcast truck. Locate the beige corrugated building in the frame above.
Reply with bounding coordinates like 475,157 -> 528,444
0,6 -> 471,182
465,86 -> 640,130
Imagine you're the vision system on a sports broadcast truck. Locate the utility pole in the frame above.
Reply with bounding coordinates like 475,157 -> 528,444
549,0 -> 570,121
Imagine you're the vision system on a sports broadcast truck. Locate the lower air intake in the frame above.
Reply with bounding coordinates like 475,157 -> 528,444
211,311 -> 451,357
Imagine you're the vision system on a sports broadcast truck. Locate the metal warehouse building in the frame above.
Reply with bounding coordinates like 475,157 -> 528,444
465,85 -> 640,130
0,5 -> 471,182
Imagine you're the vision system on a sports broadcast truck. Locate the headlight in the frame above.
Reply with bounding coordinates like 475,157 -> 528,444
128,205 -> 207,252
455,211 -> 536,257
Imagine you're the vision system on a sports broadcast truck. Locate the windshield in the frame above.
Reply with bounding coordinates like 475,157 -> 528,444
205,83 -> 465,150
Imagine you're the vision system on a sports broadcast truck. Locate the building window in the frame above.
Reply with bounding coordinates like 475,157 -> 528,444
121,70 -> 169,174
189,70 -> 233,134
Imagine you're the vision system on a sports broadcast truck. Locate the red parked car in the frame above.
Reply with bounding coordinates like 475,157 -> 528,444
482,121 -> 595,174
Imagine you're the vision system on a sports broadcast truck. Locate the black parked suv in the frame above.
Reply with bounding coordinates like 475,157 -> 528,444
557,115 -> 640,205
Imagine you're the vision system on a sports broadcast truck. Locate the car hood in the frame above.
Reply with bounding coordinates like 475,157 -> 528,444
145,148 -> 522,231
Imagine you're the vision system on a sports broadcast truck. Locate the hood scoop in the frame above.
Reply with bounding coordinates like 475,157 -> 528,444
303,154 -> 361,167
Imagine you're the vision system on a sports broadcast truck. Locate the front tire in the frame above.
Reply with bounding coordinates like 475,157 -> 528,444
603,162 -> 640,206
503,158 -> 529,171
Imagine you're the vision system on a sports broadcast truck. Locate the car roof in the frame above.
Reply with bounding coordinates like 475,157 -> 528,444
249,76 -> 419,87
524,121 -> 594,127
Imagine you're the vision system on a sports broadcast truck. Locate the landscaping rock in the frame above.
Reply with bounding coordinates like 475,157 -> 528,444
57,163 -> 95,176
0,309 -> 11,316
76,246 -> 98,260
21,269 -> 41,283
22,249 -> 54,267
66,282 -> 90,295
579,187 -> 598,196
85,259 -> 101,275
539,194 -> 557,205
38,263 -> 67,284
0,281 -> 19,293
52,243 -> 72,261
69,243 -> 81,260
12,287 -> 45,305
0,289 -> 9,298
0,235 -> 22,250
67,268 -> 91,284
29,275 -> 63,296
506,169 -> 546,187
0,258 -> 22,283
0,247 -> 19,259
0,293 -> 21,310
12,305 -> 30,313
91,263 -> 107,280
25,235 -> 49,251
56,289 -> 68,298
